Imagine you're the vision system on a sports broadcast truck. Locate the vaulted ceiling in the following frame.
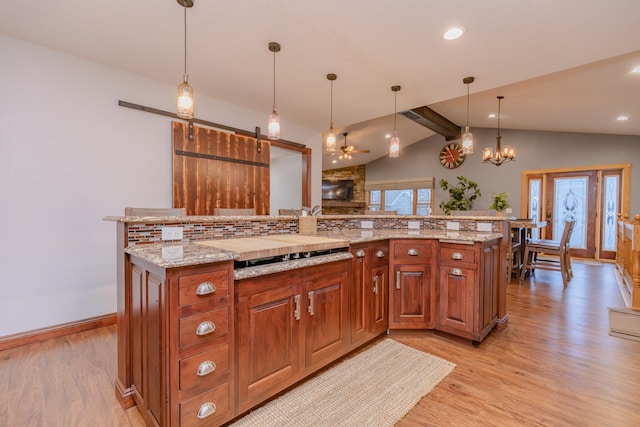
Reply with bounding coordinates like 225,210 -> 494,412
1,1 -> 639,170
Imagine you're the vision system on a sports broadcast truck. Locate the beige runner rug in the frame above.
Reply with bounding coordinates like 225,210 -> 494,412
231,339 -> 455,427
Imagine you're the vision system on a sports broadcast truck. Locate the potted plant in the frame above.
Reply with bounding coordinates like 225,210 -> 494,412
438,176 -> 481,215
489,192 -> 510,213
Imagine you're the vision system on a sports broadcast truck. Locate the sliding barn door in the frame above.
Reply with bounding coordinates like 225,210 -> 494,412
172,121 -> 270,215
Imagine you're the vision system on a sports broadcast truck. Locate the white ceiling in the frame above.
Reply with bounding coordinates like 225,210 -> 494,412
1,0 -> 639,170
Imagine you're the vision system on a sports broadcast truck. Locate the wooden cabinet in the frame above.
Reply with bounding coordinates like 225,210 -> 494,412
437,240 -> 500,342
127,257 -> 234,427
235,259 -> 350,415
350,242 -> 389,347
389,240 -> 436,329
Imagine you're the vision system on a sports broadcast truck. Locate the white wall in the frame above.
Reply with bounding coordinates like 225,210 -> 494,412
367,128 -> 639,217
0,35 -> 322,336
270,147 -> 302,213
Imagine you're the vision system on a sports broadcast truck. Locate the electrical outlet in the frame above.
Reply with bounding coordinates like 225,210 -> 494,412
361,220 -> 373,229
505,208 -> 513,214
408,221 -> 420,230
476,222 -> 493,232
446,221 -> 460,231
162,226 -> 183,241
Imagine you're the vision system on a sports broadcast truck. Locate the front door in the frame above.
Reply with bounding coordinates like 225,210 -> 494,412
545,171 -> 597,259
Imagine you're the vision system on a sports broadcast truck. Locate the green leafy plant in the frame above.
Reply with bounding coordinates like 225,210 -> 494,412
489,192 -> 510,212
439,176 -> 481,215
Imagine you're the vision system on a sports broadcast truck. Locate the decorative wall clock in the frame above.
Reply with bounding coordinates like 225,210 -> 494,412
439,142 -> 465,169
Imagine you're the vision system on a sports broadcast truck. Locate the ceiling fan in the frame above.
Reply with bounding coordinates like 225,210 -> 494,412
339,132 -> 370,160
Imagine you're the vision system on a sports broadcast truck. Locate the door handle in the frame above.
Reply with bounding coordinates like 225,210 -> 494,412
294,294 -> 301,320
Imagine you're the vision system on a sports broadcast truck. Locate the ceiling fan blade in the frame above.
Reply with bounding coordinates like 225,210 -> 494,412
350,149 -> 370,154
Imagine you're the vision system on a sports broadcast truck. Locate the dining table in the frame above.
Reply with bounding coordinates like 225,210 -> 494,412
509,218 -> 548,278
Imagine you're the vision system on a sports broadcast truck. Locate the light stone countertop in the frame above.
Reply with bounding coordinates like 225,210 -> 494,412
124,230 -> 502,270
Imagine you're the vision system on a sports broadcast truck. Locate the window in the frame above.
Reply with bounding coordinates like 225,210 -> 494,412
365,178 -> 434,215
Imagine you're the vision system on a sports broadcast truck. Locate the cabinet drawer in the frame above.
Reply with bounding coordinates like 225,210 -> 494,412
179,382 -> 231,427
179,270 -> 230,307
371,244 -> 390,267
393,241 -> 433,262
179,307 -> 229,348
179,344 -> 229,392
440,245 -> 476,265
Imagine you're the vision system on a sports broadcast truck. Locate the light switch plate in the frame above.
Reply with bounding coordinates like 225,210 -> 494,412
408,221 -> 420,230
446,221 -> 460,231
162,226 -> 183,240
361,220 -> 373,229
476,222 -> 493,232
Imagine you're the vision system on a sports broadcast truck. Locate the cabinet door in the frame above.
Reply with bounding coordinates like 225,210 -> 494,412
236,284 -> 303,413
305,269 -> 350,368
390,264 -> 434,328
371,263 -> 389,335
438,266 -> 475,336
350,247 -> 370,345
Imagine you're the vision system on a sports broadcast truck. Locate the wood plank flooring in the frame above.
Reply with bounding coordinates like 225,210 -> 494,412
1,261 -> 638,426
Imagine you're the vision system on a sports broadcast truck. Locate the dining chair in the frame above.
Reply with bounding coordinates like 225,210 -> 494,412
507,227 -> 522,281
519,220 -> 575,286
124,207 -> 186,216
213,208 -> 257,216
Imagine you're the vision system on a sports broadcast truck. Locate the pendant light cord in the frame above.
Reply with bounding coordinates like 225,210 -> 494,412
183,2 -> 187,77
330,80 -> 333,125
394,91 -> 397,130
497,97 -> 501,137
466,84 -> 470,127
272,50 -> 276,108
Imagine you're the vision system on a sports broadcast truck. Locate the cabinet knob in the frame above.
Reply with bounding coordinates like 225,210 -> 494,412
450,252 -> 464,260
450,268 -> 463,277
196,321 -> 216,336
197,402 -> 217,419
356,249 -> 366,258
407,248 -> 419,256
196,360 -> 217,377
196,282 -> 216,296
375,250 -> 385,258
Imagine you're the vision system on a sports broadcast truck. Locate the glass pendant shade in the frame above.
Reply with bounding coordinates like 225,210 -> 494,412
326,125 -> 337,152
462,126 -> 474,154
389,131 -> 400,158
177,74 -> 194,119
268,107 -> 280,140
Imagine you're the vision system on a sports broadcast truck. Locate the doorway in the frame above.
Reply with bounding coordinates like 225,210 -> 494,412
523,164 -> 630,260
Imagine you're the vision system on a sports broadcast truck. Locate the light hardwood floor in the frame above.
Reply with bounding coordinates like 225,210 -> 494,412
1,261 -> 638,426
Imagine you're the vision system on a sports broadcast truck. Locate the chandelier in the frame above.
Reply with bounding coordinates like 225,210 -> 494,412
483,96 -> 516,166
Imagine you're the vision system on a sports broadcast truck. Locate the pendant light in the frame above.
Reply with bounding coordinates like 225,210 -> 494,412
461,76 -> 474,154
389,85 -> 401,158
176,0 -> 194,120
325,73 -> 337,152
483,96 -> 516,166
267,42 -> 281,140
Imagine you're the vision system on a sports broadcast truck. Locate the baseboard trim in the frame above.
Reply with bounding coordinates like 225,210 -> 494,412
0,313 -> 117,352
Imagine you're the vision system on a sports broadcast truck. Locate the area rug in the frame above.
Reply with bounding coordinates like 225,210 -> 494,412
230,339 -> 456,427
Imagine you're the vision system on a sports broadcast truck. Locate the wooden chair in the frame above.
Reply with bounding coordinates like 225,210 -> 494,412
364,210 -> 398,215
124,207 -> 186,216
520,220 -> 575,286
507,228 -> 522,281
213,208 -> 256,216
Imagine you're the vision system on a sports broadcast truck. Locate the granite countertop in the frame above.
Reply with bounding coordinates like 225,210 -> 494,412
124,229 -> 502,270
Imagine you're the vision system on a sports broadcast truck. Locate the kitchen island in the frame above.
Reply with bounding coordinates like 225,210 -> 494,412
107,214 -> 507,426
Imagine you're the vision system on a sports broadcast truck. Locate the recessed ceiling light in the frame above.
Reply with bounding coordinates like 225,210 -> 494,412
631,66 -> 640,74
488,113 -> 497,119
443,26 -> 465,40
385,133 -> 392,139
332,159 -> 337,164
616,115 -> 629,121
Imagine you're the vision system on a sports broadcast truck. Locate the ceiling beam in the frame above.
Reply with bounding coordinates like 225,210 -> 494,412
400,106 -> 461,141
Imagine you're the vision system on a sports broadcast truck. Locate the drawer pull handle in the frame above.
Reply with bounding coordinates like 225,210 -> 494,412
196,321 -> 216,336
451,252 -> 464,260
376,250 -> 385,258
408,248 -> 419,256
197,402 -> 217,419
396,271 -> 401,290
197,360 -> 217,377
196,282 -> 216,296
356,249 -> 366,258
450,268 -> 463,277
